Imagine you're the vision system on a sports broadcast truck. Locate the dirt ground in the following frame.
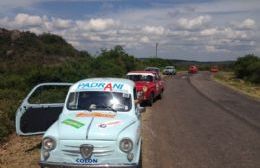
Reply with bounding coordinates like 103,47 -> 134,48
0,134 -> 41,168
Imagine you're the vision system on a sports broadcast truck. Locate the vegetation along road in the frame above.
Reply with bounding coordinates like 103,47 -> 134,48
1,72 -> 259,168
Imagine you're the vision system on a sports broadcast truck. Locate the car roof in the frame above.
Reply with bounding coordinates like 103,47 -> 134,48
127,71 -> 155,76
145,67 -> 160,70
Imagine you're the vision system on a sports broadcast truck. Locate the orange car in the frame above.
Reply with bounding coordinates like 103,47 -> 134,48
210,66 -> 219,73
189,65 -> 198,73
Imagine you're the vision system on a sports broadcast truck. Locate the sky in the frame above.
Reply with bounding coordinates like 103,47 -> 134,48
0,0 -> 259,61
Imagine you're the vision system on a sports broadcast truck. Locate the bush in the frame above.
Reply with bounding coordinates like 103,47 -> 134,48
234,54 -> 260,84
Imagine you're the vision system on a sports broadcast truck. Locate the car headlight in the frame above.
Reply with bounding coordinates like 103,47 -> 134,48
120,138 -> 133,153
42,137 -> 56,151
142,86 -> 148,92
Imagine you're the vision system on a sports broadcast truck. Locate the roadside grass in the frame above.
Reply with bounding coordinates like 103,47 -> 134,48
213,72 -> 260,100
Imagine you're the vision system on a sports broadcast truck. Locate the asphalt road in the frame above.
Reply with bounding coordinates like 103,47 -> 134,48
142,72 -> 260,168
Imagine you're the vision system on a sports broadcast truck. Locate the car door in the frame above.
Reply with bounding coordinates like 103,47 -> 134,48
153,74 -> 160,95
156,74 -> 164,93
16,83 -> 72,135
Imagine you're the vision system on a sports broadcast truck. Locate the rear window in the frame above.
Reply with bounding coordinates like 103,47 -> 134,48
127,75 -> 153,82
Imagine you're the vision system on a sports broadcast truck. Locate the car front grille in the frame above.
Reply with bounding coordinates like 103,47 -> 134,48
60,140 -> 115,158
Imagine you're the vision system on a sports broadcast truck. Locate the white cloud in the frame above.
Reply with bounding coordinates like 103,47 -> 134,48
76,18 -> 118,31
177,15 -> 211,30
0,17 -> 9,26
89,18 -> 117,31
14,13 -> 42,27
51,18 -> 73,29
142,26 -> 165,35
200,28 -> 218,36
0,4 -> 258,61
200,26 -> 250,40
221,27 -> 248,39
237,18 -> 256,30
140,36 -> 150,43
205,45 -> 216,52
28,27 -> 44,34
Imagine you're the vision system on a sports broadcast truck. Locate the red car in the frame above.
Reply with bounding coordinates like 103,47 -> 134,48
127,71 -> 164,106
189,65 -> 198,73
210,66 -> 219,73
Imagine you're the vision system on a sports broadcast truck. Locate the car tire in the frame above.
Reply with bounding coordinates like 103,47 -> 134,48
137,146 -> 142,168
147,93 -> 154,106
158,90 -> 163,99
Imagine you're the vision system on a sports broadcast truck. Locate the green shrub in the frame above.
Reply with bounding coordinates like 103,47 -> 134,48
234,54 -> 260,84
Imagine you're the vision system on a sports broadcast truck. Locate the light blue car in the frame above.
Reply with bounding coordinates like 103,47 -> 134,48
16,78 -> 145,168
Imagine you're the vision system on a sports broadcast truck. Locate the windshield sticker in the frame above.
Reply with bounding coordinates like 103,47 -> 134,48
62,119 -> 84,128
122,93 -> 130,98
77,82 -> 124,91
76,112 -> 115,118
98,120 -> 123,128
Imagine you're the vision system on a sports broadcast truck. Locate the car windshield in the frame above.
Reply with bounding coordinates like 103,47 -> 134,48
67,91 -> 132,112
145,68 -> 159,71
127,75 -> 153,82
165,66 -> 174,69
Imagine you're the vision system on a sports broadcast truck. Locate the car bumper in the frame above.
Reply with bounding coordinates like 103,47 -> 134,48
163,71 -> 174,75
39,161 -> 138,168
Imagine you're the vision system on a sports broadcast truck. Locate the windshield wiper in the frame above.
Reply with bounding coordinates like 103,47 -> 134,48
94,104 -> 117,113
76,105 -> 92,112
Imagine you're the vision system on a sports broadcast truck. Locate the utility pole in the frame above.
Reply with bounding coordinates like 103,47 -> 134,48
155,42 -> 159,58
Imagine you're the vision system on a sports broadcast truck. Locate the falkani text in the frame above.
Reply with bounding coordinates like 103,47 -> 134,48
77,82 -> 124,91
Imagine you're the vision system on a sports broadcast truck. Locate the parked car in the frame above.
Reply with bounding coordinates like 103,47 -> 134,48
163,66 -> 176,75
188,65 -> 198,74
144,67 -> 160,75
210,65 -> 219,73
127,71 -> 164,106
16,78 -> 144,168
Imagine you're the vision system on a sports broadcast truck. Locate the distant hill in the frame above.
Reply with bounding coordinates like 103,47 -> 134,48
139,58 -> 234,65
0,28 -> 90,72
139,58 -> 234,71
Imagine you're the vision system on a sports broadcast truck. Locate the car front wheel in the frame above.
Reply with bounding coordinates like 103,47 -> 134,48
147,93 -> 154,106
137,146 -> 142,168
158,90 -> 163,99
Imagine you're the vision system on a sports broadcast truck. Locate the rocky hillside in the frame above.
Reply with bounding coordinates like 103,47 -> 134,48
0,28 -> 91,72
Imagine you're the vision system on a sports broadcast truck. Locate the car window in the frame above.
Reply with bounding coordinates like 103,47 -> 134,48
28,85 -> 70,104
127,75 -> 153,82
67,91 -> 132,112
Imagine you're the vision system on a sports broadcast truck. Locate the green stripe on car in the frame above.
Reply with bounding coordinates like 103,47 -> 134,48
62,119 -> 84,128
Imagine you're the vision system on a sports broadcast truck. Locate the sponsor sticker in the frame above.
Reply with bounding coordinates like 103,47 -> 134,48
98,120 -> 122,128
76,158 -> 98,164
77,82 -> 124,91
62,119 -> 84,128
76,112 -> 115,118
122,93 -> 130,98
